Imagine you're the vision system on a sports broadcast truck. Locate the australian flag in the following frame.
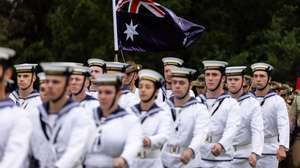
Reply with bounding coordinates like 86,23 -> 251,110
115,0 -> 205,52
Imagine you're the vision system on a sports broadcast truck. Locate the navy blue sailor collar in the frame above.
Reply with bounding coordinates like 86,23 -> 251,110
93,106 -> 128,125
0,98 -> 15,109
131,103 -> 162,123
167,96 -> 200,109
39,98 -> 80,121
82,94 -> 97,102
121,85 -> 131,94
238,92 -> 253,102
12,89 -> 40,100
198,91 -> 231,106
253,90 -> 277,106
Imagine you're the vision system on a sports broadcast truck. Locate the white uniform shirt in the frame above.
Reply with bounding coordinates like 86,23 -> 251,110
80,94 -> 99,114
197,93 -> 240,163
84,106 -> 143,168
9,90 -> 42,112
29,99 -> 95,168
0,99 -> 32,168
255,91 -> 290,154
233,93 -> 264,158
128,103 -> 172,168
119,89 -> 139,109
86,90 -> 98,99
161,97 -> 210,168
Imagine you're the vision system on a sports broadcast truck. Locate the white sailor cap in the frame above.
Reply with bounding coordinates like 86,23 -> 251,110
92,74 -> 123,86
0,47 -> 16,59
225,66 -> 247,76
88,58 -> 106,67
162,57 -> 184,66
171,67 -> 197,80
53,62 -> 83,67
138,69 -> 164,84
37,72 -> 46,83
105,61 -> 129,73
202,60 -> 228,73
0,52 -> 10,61
251,62 -> 273,73
72,66 -> 91,76
14,63 -> 38,73
40,62 -> 74,75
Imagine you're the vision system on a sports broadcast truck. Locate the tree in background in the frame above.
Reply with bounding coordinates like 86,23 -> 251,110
0,0 -> 299,84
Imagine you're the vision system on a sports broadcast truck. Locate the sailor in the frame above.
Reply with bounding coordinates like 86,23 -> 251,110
69,65 -> 99,113
9,63 -> 42,112
128,69 -> 171,168
251,62 -> 290,168
0,47 -> 32,168
123,61 -> 142,98
84,74 -> 142,168
87,58 -> 106,98
105,61 -> 139,109
191,74 -> 206,96
161,67 -> 210,168
29,62 -> 95,168
225,66 -> 264,168
37,72 -> 48,102
160,57 -> 184,102
196,60 -> 240,168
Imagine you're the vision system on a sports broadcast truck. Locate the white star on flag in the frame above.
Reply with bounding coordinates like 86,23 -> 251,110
124,20 -> 139,41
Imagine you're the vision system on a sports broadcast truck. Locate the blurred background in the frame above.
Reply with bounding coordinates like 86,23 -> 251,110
1,0 -> 300,85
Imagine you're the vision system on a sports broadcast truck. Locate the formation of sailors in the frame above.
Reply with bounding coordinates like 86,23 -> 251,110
0,46 -> 294,168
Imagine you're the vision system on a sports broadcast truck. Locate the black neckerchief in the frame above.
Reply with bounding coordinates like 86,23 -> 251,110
167,96 -> 200,121
253,90 -> 277,106
38,98 -> 79,142
201,92 -> 231,116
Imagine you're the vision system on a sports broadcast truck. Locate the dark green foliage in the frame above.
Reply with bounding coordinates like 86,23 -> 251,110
0,0 -> 300,84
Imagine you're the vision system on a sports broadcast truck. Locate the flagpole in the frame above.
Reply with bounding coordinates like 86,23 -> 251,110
112,0 -> 119,51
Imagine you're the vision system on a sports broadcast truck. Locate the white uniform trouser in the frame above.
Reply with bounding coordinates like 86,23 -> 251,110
231,159 -> 252,168
256,155 -> 278,168
195,161 -> 231,168
231,143 -> 252,168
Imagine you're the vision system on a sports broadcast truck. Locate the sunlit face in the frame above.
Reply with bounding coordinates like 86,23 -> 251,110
164,65 -> 176,83
138,80 -> 156,102
39,82 -> 48,102
69,74 -> 85,94
227,76 -> 243,94
17,72 -> 35,90
98,85 -> 120,111
252,71 -> 269,90
171,77 -> 189,98
204,70 -> 223,91
90,66 -> 103,80
45,75 -> 67,101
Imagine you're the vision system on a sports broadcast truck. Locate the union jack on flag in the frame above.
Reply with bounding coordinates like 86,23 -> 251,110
114,0 -> 205,52
116,0 -> 165,17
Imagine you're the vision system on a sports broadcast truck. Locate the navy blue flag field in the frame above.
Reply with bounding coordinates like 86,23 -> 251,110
115,0 -> 205,52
